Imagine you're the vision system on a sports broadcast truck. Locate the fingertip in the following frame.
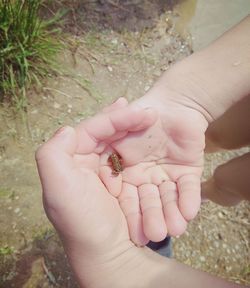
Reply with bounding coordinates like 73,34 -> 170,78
144,218 -> 167,242
126,213 -> 149,247
159,181 -> 187,237
119,183 -> 149,246
99,166 -> 122,197
53,125 -> 74,138
117,97 -> 128,105
135,239 -> 150,247
103,97 -> 128,112
167,217 -> 187,236
179,196 -> 201,221
36,126 -> 76,162
131,229 -> 149,247
52,126 -> 76,155
162,202 -> 188,237
177,174 -> 201,221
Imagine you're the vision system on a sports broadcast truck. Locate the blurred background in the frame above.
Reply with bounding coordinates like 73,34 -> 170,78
0,1 -> 249,287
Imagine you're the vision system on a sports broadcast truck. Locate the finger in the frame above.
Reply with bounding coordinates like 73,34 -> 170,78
121,162 -> 153,186
99,166 -> 122,197
75,107 -> 157,154
138,184 -> 167,242
35,126 -> 77,203
151,167 -> 169,185
159,181 -> 187,236
177,174 -> 201,221
119,183 -> 149,246
101,131 -> 128,146
36,126 -> 76,171
102,97 -> 128,113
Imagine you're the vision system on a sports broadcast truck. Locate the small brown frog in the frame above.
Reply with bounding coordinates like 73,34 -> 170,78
108,153 -> 123,176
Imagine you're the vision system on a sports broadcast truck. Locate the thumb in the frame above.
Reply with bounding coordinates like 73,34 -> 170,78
45,125 -> 76,155
35,126 -> 77,198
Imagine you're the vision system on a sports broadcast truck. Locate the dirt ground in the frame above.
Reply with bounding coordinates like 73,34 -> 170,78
0,1 -> 249,287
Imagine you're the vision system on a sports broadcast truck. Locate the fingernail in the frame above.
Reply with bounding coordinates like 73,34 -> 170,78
111,98 -> 121,105
135,243 -> 144,248
54,126 -> 71,137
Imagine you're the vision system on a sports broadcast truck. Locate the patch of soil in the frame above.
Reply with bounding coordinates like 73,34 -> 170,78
0,11 -> 192,286
46,0 -> 181,33
1,231 -> 78,288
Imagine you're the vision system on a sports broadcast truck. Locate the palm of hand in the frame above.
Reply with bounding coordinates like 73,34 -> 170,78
48,98 -> 157,248
41,97 -> 206,249
38,97 -> 206,251
100,102 -> 207,245
38,118 -> 138,252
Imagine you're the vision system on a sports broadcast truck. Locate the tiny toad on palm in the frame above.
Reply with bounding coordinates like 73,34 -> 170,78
109,153 -> 123,176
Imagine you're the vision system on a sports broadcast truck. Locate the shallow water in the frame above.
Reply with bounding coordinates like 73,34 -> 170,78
176,0 -> 250,50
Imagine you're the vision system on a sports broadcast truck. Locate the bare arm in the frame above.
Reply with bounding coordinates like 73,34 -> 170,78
68,246 -> 244,288
144,15 -> 250,123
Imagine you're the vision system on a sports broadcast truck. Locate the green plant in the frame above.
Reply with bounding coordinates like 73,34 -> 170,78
0,0 -> 64,108
0,246 -> 14,255
0,188 -> 12,198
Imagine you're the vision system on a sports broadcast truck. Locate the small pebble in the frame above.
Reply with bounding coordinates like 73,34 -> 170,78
222,243 -> 227,249
200,256 -> 206,262
111,39 -> 118,45
14,208 -> 20,214
214,241 -> 219,248
218,212 -> 224,219
53,102 -> 60,109
107,66 -> 113,72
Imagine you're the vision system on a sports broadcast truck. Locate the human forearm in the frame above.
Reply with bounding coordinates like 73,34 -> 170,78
66,245 -> 244,288
158,257 -> 244,288
145,16 -> 250,122
114,248 -> 245,288
63,244 -> 169,288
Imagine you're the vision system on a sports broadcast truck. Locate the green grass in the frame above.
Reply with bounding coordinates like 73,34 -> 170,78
0,0 -> 64,108
0,188 -> 12,198
32,226 -> 54,241
0,246 -> 14,256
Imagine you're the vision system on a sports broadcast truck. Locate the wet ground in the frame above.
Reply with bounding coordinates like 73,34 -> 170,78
0,0 -> 250,287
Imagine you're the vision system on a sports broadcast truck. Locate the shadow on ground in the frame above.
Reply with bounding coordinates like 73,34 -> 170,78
46,0 -> 182,33
1,231 -> 78,288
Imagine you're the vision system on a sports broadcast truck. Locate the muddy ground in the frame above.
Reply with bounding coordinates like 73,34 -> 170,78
0,1 -> 249,287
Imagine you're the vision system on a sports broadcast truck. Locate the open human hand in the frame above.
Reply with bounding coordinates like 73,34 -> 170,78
35,97 -> 156,267
99,96 -> 208,246
35,96 -> 241,288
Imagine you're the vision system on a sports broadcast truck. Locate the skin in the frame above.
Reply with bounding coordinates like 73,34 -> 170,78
99,16 -> 250,245
35,103 -> 243,288
100,98 -> 206,244
202,94 -> 250,206
36,16 -> 250,288
205,95 -> 250,152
